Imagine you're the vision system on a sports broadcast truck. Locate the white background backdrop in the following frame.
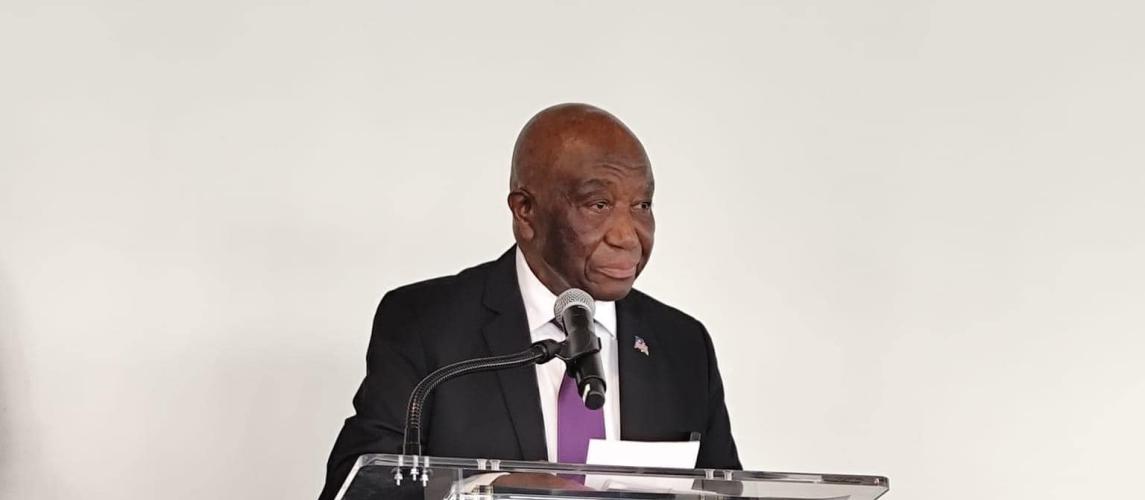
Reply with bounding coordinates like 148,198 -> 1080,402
2,1 -> 1143,499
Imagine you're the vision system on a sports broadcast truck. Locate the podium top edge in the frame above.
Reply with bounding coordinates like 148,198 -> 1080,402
354,453 -> 889,489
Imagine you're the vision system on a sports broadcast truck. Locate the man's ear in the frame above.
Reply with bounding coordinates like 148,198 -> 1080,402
507,190 -> 536,240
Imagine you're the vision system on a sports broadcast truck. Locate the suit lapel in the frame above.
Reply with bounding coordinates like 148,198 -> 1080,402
480,247 -> 548,461
617,294 -> 661,441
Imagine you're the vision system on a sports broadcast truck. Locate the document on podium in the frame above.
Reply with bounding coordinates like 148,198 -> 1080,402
584,438 -> 700,492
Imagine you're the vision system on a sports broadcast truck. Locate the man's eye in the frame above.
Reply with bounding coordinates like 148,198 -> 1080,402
590,201 -> 610,210
635,201 -> 652,210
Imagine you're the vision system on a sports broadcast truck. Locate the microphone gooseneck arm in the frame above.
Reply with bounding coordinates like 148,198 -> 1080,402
401,339 -> 563,456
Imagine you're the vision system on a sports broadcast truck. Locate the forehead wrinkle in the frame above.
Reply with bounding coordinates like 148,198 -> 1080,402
569,178 -> 614,198
571,177 -> 655,202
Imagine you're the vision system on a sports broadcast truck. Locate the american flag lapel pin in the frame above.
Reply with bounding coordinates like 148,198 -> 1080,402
633,336 -> 650,356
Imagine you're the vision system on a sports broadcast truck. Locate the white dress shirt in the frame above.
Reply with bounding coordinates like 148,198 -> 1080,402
515,248 -> 621,462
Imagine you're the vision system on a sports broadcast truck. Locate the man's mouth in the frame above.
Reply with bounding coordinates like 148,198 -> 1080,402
595,264 -> 638,280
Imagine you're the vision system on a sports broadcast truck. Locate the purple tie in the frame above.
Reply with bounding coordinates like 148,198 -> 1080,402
557,373 -> 606,464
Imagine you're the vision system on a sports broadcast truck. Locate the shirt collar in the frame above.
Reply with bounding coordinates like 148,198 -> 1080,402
515,247 -> 617,337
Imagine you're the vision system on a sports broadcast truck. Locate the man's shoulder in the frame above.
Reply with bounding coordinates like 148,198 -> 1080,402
380,256 -> 500,308
622,289 -> 718,366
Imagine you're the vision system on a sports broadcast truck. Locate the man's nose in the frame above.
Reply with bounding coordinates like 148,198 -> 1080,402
604,210 -> 641,251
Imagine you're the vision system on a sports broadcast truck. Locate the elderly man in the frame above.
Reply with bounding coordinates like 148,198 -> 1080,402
319,103 -> 739,500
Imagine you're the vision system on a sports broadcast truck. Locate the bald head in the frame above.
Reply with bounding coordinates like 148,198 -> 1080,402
511,103 -> 649,191
506,103 -> 656,301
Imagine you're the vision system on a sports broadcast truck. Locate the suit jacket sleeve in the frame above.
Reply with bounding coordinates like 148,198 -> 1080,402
318,291 -> 427,500
696,323 -> 742,470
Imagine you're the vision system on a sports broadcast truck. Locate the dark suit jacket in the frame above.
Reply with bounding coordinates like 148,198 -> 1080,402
319,248 -> 740,500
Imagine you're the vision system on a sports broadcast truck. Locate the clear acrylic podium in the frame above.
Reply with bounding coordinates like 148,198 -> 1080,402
335,454 -> 889,500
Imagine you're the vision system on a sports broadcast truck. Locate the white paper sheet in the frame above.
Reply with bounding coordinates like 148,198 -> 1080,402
584,438 -> 700,492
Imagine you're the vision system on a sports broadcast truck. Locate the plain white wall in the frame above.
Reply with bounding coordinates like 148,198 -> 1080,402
2,1 -> 1143,499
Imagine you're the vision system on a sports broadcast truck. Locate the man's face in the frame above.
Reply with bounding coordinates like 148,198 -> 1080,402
532,141 -> 655,301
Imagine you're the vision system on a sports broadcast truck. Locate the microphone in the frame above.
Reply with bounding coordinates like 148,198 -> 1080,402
553,288 -> 607,410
